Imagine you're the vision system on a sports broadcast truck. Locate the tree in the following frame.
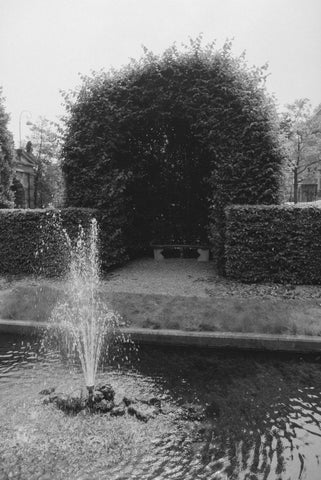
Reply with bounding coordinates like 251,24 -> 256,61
0,88 -> 15,208
26,117 -> 65,207
62,37 -> 284,269
280,99 -> 321,203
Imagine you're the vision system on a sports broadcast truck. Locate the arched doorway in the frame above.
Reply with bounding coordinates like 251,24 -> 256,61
127,119 -> 211,249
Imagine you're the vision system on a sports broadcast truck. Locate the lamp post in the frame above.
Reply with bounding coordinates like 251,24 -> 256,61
19,110 -> 32,148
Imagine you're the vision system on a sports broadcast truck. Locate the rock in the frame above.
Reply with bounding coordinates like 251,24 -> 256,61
127,405 -> 147,422
48,391 -> 61,403
93,399 -> 114,413
70,389 -> 88,410
67,394 -> 87,413
44,383 -> 163,419
127,404 -> 159,422
71,388 -> 88,399
95,383 -> 115,401
93,390 -> 104,403
123,396 -> 136,407
49,391 -> 87,414
39,387 -> 56,396
54,393 -> 69,410
110,403 -> 126,417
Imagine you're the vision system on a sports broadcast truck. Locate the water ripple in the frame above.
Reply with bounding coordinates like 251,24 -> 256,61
1,336 -> 321,479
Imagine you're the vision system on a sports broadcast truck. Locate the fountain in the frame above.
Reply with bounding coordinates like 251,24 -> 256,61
43,217 -> 161,419
51,219 -> 119,393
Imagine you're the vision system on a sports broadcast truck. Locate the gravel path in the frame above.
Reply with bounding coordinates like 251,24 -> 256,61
102,258 -> 215,297
101,258 -> 321,301
1,258 -> 321,302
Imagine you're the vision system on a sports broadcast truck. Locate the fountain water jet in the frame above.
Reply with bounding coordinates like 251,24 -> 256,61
44,217 -> 159,420
50,218 -> 120,393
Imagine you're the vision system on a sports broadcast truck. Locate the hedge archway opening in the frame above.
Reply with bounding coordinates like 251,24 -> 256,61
124,114 -> 212,249
62,39 -> 284,268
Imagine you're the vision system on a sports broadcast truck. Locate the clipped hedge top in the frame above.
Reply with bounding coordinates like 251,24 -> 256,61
0,207 -> 126,276
225,202 -> 321,284
226,204 -> 321,211
0,207 -> 98,217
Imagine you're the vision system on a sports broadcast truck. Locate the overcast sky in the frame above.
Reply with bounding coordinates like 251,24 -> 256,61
1,0 -> 321,145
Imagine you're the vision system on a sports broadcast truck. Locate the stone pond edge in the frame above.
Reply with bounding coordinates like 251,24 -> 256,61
1,319 -> 321,353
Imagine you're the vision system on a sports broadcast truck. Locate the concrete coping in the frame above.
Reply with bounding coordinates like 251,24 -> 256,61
1,319 -> 321,353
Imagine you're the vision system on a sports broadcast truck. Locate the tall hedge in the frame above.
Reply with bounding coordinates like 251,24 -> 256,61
225,205 -> 321,284
62,38 -> 283,266
0,208 -> 126,276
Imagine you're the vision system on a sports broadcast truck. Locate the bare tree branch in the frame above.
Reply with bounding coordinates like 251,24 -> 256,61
298,159 -> 321,175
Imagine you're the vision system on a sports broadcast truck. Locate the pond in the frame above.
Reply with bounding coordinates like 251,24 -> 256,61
1,332 -> 321,480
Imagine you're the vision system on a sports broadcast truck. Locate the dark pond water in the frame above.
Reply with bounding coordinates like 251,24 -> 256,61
1,333 -> 321,480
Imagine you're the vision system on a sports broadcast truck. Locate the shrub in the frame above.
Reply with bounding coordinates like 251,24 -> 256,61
225,205 -> 321,284
62,38 -> 283,266
0,208 -> 126,277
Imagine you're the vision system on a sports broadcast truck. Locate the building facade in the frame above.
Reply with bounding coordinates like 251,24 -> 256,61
298,171 -> 321,202
12,148 -> 36,208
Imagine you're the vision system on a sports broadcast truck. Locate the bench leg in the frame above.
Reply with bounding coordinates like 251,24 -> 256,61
154,248 -> 164,261
197,248 -> 209,262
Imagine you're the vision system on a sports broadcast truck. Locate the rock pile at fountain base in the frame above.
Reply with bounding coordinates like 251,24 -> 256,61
40,383 -> 162,422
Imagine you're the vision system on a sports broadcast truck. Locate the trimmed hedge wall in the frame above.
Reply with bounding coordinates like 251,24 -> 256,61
0,208 -> 126,277
62,41 -> 283,270
225,205 -> 321,284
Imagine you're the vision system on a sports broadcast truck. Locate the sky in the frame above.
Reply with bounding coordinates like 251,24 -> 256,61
1,0 -> 321,145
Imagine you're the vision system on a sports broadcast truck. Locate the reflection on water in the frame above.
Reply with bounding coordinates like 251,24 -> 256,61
1,333 -> 321,480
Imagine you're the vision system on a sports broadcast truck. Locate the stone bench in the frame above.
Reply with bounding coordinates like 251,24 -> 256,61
151,243 -> 210,262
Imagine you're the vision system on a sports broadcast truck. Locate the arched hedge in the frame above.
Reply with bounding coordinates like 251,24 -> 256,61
62,38 -> 284,270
